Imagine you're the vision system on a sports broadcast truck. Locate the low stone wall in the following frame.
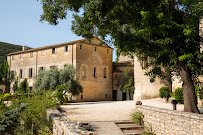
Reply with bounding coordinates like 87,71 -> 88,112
46,108 -> 95,135
136,105 -> 203,135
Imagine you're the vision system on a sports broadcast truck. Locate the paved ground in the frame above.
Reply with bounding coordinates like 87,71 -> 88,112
60,98 -> 203,134
60,98 -> 187,135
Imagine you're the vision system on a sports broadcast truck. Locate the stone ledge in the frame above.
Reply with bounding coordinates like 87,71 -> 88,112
136,105 -> 203,120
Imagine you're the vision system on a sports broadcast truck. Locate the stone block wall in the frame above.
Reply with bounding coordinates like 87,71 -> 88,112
136,105 -> 203,135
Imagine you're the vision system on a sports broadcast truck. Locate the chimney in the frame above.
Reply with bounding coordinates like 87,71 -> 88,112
22,46 -> 29,51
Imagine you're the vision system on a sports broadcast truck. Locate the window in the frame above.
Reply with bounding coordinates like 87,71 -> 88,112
19,69 -> 23,79
11,71 -> 15,76
30,52 -> 33,58
95,47 -> 96,52
104,68 -> 107,78
80,45 -> 82,49
29,87 -> 33,93
29,68 -> 33,78
82,66 -> 86,78
81,95 -> 83,100
50,66 -> 56,69
141,55 -> 148,69
64,46 -> 69,52
105,94 -> 108,98
94,67 -> 96,78
19,53 -> 22,59
39,67 -> 44,72
12,55 -> 14,61
52,48 -> 56,54
107,49 -> 109,54
41,50 -> 44,56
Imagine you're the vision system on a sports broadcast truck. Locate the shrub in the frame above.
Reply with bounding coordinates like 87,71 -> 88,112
34,65 -> 82,96
159,86 -> 171,102
195,84 -> 203,99
174,87 -> 184,104
18,78 -> 29,94
0,91 -> 58,135
131,109 -> 144,126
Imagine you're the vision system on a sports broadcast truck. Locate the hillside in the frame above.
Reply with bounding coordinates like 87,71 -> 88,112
0,42 -> 23,65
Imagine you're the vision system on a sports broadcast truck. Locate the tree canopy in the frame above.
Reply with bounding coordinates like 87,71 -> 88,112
40,0 -> 203,113
34,64 -> 82,96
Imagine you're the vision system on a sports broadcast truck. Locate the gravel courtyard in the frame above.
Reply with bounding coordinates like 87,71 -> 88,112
60,98 -> 184,122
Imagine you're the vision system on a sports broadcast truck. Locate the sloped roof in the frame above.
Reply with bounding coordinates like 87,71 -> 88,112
7,36 -> 112,56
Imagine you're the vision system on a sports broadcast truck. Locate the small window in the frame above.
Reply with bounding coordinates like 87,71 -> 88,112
19,69 -> 23,79
30,52 -> 33,58
81,95 -> 83,100
52,48 -> 56,54
94,67 -> 96,78
105,94 -> 108,98
80,45 -> 82,49
19,53 -> 22,59
39,67 -> 44,72
50,66 -> 56,69
29,68 -> 33,78
12,55 -> 14,61
115,74 -> 118,78
41,50 -> 44,56
107,49 -> 109,54
29,87 -> 33,92
104,68 -> 107,78
82,66 -> 86,78
11,71 -> 15,76
64,46 -> 69,52
95,47 -> 96,52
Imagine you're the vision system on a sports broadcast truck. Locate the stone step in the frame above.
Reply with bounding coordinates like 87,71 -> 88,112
122,129 -> 143,135
115,121 -> 144,135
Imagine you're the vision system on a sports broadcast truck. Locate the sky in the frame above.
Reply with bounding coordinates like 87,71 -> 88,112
0,0 -> 116,61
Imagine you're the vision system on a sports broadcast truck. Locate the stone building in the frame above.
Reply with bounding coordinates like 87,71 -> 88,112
7,37 -> 113,102
112,55 -> 134,101
133,56 -> 171,101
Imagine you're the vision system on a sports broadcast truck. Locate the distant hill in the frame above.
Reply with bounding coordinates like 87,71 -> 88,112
0,42 -> 23,65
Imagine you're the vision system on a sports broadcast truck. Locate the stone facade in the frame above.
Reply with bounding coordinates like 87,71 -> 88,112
136,105 -> 203,135
133,56 -> 171,101
113,55 -> 134,101
7,37 -> 113,102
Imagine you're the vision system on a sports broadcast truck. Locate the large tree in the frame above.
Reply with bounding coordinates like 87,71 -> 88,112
39,0 -> 202,113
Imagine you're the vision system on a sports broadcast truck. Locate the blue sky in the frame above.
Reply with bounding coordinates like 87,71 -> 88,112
0,0 -> 116,61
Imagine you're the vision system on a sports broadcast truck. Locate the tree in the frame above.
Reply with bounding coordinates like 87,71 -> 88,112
121,67 -> 134,100
0,61 -> 14,93
40,0 -> 203,113
18,78 -> 29,94
34,64 -> 82,96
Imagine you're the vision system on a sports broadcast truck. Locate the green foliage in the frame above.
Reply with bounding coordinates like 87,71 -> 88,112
174,88 -> 184,104
0,42 -> 22,65
18,78 -> 29,94
34,64 -> 82,96
131,109 -> 144,126
121,67 -> 134,100
13,77 -> 19,93
0,93 -> 10,102
0,61 -> 15,93
5,91 -> 58,135
195,84 -> 203,99
159,86 -> 171,102
0,103 -> 28,135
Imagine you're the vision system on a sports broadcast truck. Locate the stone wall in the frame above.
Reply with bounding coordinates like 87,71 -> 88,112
136,105 -> 203,135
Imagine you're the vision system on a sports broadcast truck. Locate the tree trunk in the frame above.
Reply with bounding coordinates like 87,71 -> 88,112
129,92 -> 131,100
175,60 -> 200,113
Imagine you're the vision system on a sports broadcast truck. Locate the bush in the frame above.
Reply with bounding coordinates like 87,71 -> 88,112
174,87 -> 184,104
195,84 -> 203,99
18,78 -> 29,94
0,91 -> 58,135
159,86 -> 171,102
131,109 -> 144,126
